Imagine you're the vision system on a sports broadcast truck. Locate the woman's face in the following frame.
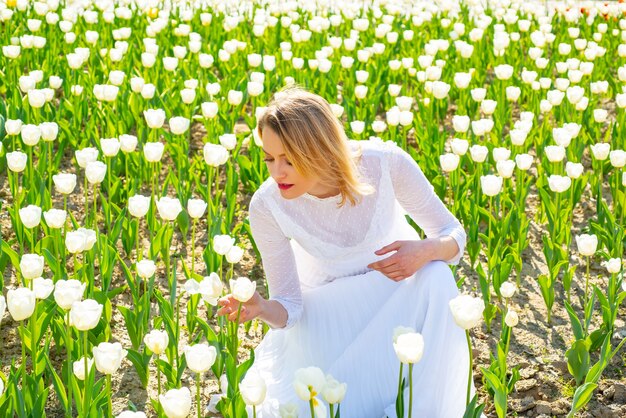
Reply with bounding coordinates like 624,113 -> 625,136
261,127 -> 337,200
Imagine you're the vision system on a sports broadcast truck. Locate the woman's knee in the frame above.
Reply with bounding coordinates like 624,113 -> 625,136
415,261 -> 458,297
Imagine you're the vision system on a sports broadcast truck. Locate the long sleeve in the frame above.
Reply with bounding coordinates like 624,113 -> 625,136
385,143 -> 466,265
248,193 -> 303,329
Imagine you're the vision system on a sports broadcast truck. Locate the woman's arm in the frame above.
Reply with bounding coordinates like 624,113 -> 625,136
386,142 -> 467,265
218,193 -> 303,329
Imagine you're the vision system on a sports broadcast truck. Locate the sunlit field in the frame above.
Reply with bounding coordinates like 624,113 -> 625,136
1,0 -> 626,416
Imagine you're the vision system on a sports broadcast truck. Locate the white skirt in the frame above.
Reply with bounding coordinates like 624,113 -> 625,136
248,261 -> 472,418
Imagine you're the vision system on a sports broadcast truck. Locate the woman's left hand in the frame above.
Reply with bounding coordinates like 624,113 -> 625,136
367,240 -> 435,282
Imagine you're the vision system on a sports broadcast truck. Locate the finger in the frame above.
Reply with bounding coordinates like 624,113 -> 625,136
375,241 -> 401,255
371,256 -> 399,270
228,311 -> 239,322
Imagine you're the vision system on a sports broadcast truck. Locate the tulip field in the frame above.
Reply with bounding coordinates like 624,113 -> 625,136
2,0 -> 626,416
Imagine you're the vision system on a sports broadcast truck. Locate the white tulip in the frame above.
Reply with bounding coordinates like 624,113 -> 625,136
500,281 -> 517,298
610,150 -> 626,168
72,357 -> 94,381
184,343 -> 217,373
100,138 -> 120,157
439,153 -> 459,172
230,277 -> 256,302
590,143 -> 610,160
143,142 -> 165,162
136,259 -> 156,279
75,147 -> 98,168
602,258 -> 622,274
144,330 -> 169,355
575,234 -> 598,257
159,387 -> 192,418
219,134 -> 237,150
54,280 -> 86,310
449,294 -> 484,329
169,117 -> 190,135
93,342 -> 127,375
565,162 -> 584,179
203,143 -> 229,167
156,197 -> 183,221
85,161 -> 107,184
393,332 -> 424,364
128,195 -> 150,218
469,145 -> 488,163
504,309 -> 519,327
547,175 -> 572,193
19,205 -> 42,229
7,287 -> 36,321
545,145 -> 566,163
20,253 -> 44,279
144,109 -> 166,129
480,175 -> 503,196
43,209 -> 66,229
240,370 -> 267,406
70,299 -> 103,331
225,246 -> 244,264
294,367 -> 326,401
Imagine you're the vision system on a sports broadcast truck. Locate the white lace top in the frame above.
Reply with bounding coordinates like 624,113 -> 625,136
248,138 -> 467,329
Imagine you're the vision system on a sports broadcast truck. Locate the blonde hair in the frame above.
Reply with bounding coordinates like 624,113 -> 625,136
257,87 -> 375,207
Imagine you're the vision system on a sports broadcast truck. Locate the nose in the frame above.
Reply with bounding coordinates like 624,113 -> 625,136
271,160 -> 288,181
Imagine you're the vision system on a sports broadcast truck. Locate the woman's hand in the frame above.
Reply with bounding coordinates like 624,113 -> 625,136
217,291 -> 265,323
367,240 -> 435,281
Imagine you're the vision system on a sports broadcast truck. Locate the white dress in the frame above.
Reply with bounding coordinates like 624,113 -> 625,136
246,138 -> 471,418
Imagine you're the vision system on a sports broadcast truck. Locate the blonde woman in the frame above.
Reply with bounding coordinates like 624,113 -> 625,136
218,87 -> 471,417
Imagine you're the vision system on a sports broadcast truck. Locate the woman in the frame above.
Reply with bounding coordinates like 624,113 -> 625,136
217,87 -> 471,417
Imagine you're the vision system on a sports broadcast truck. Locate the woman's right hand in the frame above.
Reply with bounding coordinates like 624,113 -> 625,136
217,291 -> 265,323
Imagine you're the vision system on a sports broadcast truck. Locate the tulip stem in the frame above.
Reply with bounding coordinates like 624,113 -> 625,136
30,301 -> 37,375
191,220 -> 196,274
465,330 -> 473,406
93,185 -> 97,230
196,372 -> 201,418
309,399 -> 315,418
21,321 -> 26,386
329,404 -> 335,418
83,331 -> 89,415
408,363 -> 414,418
84,174 -> 88,225
66,312 -> 73,418
253,405 -> 257,418
107,374 -> 113,418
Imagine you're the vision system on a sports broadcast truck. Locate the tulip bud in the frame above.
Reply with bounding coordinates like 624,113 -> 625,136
439,153 -> 459,172
72,357 -> 94,381
169,117 -> 190,135
100,138 -> 120,157
128,195 -> 150,218
93,342 -> 127,375
75,147 -> 99,168
7,287 -> 36,321
53,173 -> 77,195
480,175 -> 503,196
213,235 -> 235,255
547,175 -> 572,193
393,332 -> 424,364
21,124 -> 42,146
184,343 -> 217,373
20,253 -> 44,279
43,208 -> 67,229
504,309 -> 519,327
203,143 -> 229,167
70,299 -> 103,331
119,134 -> 138,153
219,133 -> 237,150
322,374 -> 347,404
144,329 -> 169,355
449,294 -> 484,329
500,281 -> 517,298
54,279 -> 86,310
575,234 -> 598,257
155,197 -> 182,221
85,161 -> 107,184
144,109 -> 166,129
225,246 -> 244,264
294,367 -> 326,401
240,370 -> 267,406
33,277 -> 54,300
187,199 -> 207,219
143,142 -> 165,163
159,387 -> 192,418
230,277 -> 256,302
19,205 -> 42,228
